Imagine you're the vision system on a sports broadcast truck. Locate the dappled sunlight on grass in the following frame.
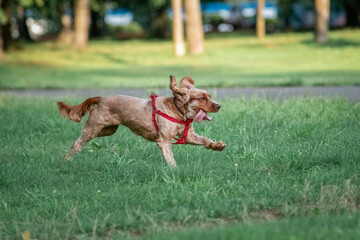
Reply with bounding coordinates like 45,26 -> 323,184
1,29 -> 360,89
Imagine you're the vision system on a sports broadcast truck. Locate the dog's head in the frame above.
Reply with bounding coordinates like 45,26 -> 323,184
170,75 -> 221,122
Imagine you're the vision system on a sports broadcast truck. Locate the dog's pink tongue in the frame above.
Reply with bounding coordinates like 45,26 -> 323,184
195,110 -> 212,123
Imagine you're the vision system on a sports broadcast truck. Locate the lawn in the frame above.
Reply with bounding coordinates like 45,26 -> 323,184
0,95 -> 359,239
1,29 -> 360,89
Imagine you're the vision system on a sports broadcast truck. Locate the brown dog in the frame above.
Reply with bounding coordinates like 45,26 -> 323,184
57,76 -> 226,166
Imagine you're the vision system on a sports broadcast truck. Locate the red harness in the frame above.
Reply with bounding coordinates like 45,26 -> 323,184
151,94 -> 193,145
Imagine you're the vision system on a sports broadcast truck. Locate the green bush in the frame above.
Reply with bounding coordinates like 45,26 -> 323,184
203,14 -> 224,26
107,21 -> 144,36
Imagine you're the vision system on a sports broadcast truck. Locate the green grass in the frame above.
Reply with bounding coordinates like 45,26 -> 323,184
0,95 -> 359,239
143,214 -> 360,240
1,29 -> 360,89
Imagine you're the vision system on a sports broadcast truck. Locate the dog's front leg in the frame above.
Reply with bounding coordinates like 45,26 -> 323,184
156,139 -> 177,167
186,129 -> 226,151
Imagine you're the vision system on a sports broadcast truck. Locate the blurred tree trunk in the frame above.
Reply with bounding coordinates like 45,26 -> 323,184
172,0 -> 185,57
90,9 -> 100,37
315,0 -> 330,44
17,5 -> 31,41
74,0 -> 90,50
278,0 -> 292,30
184,0 -> 204,55
1,0 -> 11,50
0,0 -> 6,60
345,1 -> 360,27
256,0 -> 265,39
0,25 -> 3,60
58,2 -> 73,45
153,5 -> 168,38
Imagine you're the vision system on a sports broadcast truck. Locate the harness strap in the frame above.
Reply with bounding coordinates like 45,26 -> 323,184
151,94 -> 159,131
150,94 -> 193,145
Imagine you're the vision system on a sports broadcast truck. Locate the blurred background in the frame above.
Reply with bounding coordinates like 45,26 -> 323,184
0,0 -> 359,89
0,0 -> 358,46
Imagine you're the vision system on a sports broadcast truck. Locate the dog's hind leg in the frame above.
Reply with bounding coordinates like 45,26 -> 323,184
63,106 -> 120,161
64,124 -> 120,161
64,120 -> 105,161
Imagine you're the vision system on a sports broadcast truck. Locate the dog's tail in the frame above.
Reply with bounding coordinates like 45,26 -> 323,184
57,96 -> 102,123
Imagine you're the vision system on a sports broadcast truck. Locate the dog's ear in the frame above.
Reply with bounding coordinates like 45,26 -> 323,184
179,76 -> 195,90
170,75 -> 190,104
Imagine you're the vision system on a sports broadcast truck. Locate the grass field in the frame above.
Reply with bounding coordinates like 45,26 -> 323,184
0,95 -> 359,239
1,29 -> 360,89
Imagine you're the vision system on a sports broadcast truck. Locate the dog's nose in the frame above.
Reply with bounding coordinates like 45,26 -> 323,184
216,104 -> 221,111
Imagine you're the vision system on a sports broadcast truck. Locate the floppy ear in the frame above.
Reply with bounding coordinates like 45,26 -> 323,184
169,75 -> 189,104
179,76 -> 195,90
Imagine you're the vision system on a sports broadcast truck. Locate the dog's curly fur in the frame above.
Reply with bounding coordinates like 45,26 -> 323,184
57,76 -> 226,166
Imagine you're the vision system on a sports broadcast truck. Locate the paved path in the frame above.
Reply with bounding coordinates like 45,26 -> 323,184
1,86 -> 360,101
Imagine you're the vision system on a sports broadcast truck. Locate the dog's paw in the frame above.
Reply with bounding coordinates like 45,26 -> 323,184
211,140 -> 226,151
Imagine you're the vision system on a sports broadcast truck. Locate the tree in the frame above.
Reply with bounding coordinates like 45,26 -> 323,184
341,0 -> 360,27
0,24 -> 3,60
74,0 -> 90,50
114,0 -> 171,38
152,2 -> 169,38
171,0 -> 185,57
58,1 -> 73,45
184,0 -> 204,55
315,0 -> 330,44
256,0 -> 265,39
0,0 -> 10,60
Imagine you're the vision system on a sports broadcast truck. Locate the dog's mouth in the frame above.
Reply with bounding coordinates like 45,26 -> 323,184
194,109 -> 212,123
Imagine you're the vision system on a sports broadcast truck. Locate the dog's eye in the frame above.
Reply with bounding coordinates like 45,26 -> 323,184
199,97 -> 206,101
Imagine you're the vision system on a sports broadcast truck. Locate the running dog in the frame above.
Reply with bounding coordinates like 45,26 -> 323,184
57,75 -> 226,166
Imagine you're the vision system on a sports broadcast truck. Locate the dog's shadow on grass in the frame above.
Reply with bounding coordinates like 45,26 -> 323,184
302,38 -> 360,48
